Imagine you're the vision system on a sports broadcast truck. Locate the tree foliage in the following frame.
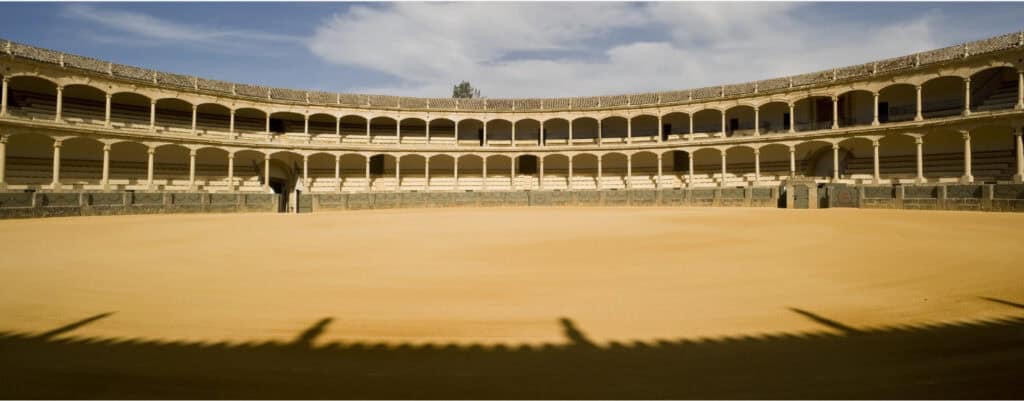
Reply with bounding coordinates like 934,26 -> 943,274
452,81 -> 482,99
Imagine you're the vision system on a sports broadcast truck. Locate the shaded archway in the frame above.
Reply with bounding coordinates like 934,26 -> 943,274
600,152 -> 628,189
428,154 -> 456,191
427,119 -> 456,145
108,141 -> 149,190
513,119 -> 540,146
153,98 -> 193,132
399,118 -> 427,145
195,103 -> 231,135
631,151 -> 658,188
878,84 -> 915,123
484,155 -> 512,190
758,102 -> 790,134
234,108 -> 267,139
793,96 -> 833,132
487,119 -> 514,146
542,153 -> 570,190
543,119 -> 570,145
571,117 -> 599,145
724,106 -> 755,138
692,109 -> 723,138
5,76 -> 58,120
969,67 -> 1019,113
630,115 -> 659,143
233,149 -> 267,192
836,90 -> 874,127
600,116 -> 628,144
921,76 -> 965,119
61,84 -> 107,124
109,92 -> 151,129
339,115 -> 368,143
339,153 -> 368,192
457,119 -> 484,146
456,154 -> 484,191
661,112 -> 690,141
309,114 -> 337,143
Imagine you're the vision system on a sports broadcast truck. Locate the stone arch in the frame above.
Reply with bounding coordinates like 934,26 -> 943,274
457,118 -> 484,145
543,118 -> 570,145
153,98 -> 194,132
571,117 -> 599,145
724,105 -> 755,138
795,140 -> 836,178
630,114 -> 659,142
109,92 -> 151,128
4,76 -> 59,120
61,83 -> 108,124
512,118 -> 539,145
836,89 -> 874,127
661,112 -> 690,140
921,76 -> 966,119
195,103 -> 231,134
269,111 -> 305,136
758,101 -> 790,134
487,118 -> 514,145
600,116 -> 628,142
427,118 -> 456,145
792,95 -> 834,132
600,152 -> 628,189
968,66 -> 1019,113
691,109 -> 723,137
878,83 -> 916,123
339,115 -> 369,142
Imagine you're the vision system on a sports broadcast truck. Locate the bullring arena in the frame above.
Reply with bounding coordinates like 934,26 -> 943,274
1,31 -> 1024,399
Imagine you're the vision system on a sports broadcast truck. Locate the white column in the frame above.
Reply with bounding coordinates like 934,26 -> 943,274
597,155 -> 602,190
229,109 -> 236,136
147,147 -> 155,189
0,77 -> 7,116
1017,70 -> 1024,110
1015,129 -> 1024,183
961,130 -> 973,183
0,135 -> 6,187
424,157 -> 430,192
568,120 -> 574,144
626,154 -> 632,189
264,155 -> 271,191
511,121 -> 517,147
55,86 -> 63,122
454,121 -> 459,147
334,155 -> 341,192
51,140 -> 62,189
365,156 -> 371,192
191,105 -> 198,133
453,157 -> 459,190
626,118 -> 632,144
597,119 -> 603,145
395,119 -> 400,143
510,156 -> 516,189
540,120 -> 545,146
656,154 -> 662,189
366,118 -> 371,140
754,149 -> 760,184
914,85 -> 923,121
872,93 -> 880,126
482,157 -> 488,190
265,114 -> 271,140
832,143 -> 840,181
228,153 -> 235,191
188,149 -> 196,189
101,144 -> 110,190
304,116 -> 310,142
538,156 -> 544,190
872,140 -> 881,184
915,137 -> 924,183
831,96 -> 838,129
789,147 -> 796,177
394,155 -> 400,191
687,152 -> 694,188
688,115 -> 694,141
754,107 -> 760,136
719,151 -> 726,187
568,156 -> 574,190
963,78 -> 971,116
149,100 -> 156,131
104,94 -> 112,127
335,117 -> 341,141
720,112 -> 726,138
302,155 -> 309,186
483,121 -> 488,147
425,120 -> 431,144
657,115 -> 663,143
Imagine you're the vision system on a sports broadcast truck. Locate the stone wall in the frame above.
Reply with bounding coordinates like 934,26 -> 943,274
0,192 -> 278,219
845,184 -> 1021,212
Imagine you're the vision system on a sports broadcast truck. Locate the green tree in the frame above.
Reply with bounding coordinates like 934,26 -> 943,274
452,81 -> 482,99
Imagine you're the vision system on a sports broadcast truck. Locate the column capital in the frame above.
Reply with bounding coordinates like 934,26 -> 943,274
754,148 -> 760,155
872,139 -> 880,147
264,154 -> 271,160
52,139 -> 63,148
192,105 -> 198,111
105,93 -> 112,99
228,153 -> 235,160
915,137 -> 923,145
961,130 -> 971,140
147,146 -> 156,155
873,92 -> 879,98
831,95 -> 838,102
1014,127 -> 1024,136
964,77 -> 971,83
915,84 -> 922,91
102,144 -> 111,151
1,77 -> 7,83
189,149 -> 197,157
832,143 -> 839,150
150,99 -> 157,105
56,85 -> 64,91
0,134 -> 7,144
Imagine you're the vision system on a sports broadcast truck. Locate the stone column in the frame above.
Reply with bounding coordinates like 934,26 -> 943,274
626,118 -> 632,144
228,153 -> 235,191
511,121 -> 517,147
754,107 -> 760,136
872,139 -> 880,184
568,120 -> 574,144
754,148 -> 760,184
538,156 -> 544,190
872,93 -> 880,126
147,147 -> 156,189
656,154 -> 663,189
657,115 -> 663,143
831,96 -> 838,129
961,130 -> 973,184
335,117 -> 341,141
453,157 -> 459,190
302,155 -> 309,187
720,112 -> 726,138
149,100 -> 156,131
626,154 -> 632,189
55,86 -> 63,122
395,119 -> 400,143
688,116 -> 694,141
191,105 -> 198,134
914,85 -> 923,121
540,120 -> 545,146
0,77 -> 7,116
832,143 -> 840,181
188,149 -> 197,189
425,120 -> 430,144
365,156 -> 371,192
598,119 -> 603,145
424,157 -> 430,192
366,119 -> 371,141
51,140 -> 62,189
104,94 -> 112,127
510,156 -> 516,190
788,103 -> 796,133
597,155 -> 602,190
483,121 -> 488,147
0,135 -> 6,188
1015,129 -> 1024,183
101,144 -> 110,190
394,155 -> 401,191
568,156 -> 574,190
719,151 -> 726,187
687,153 -> 694,188
264,154 -> 271,191
1018,70 -> 1024,110
963,78 -> 971,116
482,157 -> 488,190
915,137 -> 924,183
265,114 -> 271,140
304,116 -> 311,142
229,109 -> 236,136
789,146 -> 796,177
454,122 -> 459,147
334,155 -> 341,192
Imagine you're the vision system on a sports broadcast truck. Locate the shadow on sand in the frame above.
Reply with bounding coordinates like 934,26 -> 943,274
1,300 -> 1023,399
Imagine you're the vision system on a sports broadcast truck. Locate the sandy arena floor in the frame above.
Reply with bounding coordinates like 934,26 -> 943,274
1,207 -> 1022,346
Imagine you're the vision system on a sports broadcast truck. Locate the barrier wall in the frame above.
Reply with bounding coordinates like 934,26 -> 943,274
0,192 -> 279,219
822,183 -> 1024,212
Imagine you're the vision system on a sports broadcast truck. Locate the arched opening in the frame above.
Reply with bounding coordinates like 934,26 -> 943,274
970,67 -> 1019,113
194,147 -> 229,191
427,119 -> 456,146
922,129 -> 968,181
631,151 -> 658,188
153,144 -> 190,190
968,124 -> 1016,182
514,154 -> 540,189
264,154 -> 298,212
758,144 -> 792,185
369,117 -> 398,145
57,136 -> 103,189
758,102 -> 790,134
836,90 -> 874,127
921,76 -> 965,119
793,96 -> 834,132
457,155 -> 483,191
724,106 -> 755,137
692,109 -> 723,138
309,114 -> 337,143
457,119 -> 484,146
369,154 -> 399,191
109,92 -> 151,129
153,98 -> 193,133
398,118 -> 427,145
195,103 -> 231,136
661,112 -> 690,141
339,115 -> 368,144
61,84 -> 107,124
304,153 -> 337,193
513,119 -> 539,146
5,76 -> 58,120
109,141 -> 149,190
428,154 -> 456,191
660,150 -> 685,188
630,115 -> 659,143
794,140 -> 835,179
487,119 -> 514,146
5,133 -> 55,188
833,137 -> 874,182
725,146 -> 755,185
232,150 -> 267,192
874,134 -> 918,183
600,116 -> 628,144
542,154 -> 570,190
337,154 -> 367,192
484,155 -> 512,190
571,117 -> 599,145
543,119 -> 570,145
691,148 -> 720,187
397,154 -> 427,191
878,84 -> 916,123
269,111 -> 306,141
599,152 -> 628,189
234,108 -> 267,140
571,153 -> 599,190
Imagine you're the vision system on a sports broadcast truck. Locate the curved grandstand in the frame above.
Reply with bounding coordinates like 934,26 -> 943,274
1,30 -> 1024,215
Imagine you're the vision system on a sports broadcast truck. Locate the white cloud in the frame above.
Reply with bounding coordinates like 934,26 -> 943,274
308,3 -> 947,98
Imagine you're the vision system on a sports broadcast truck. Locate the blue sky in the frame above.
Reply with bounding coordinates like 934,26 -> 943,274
1,2 -> 1022,98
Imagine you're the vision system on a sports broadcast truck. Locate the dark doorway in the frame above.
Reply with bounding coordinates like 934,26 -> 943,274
817,183 -> 830,208
672,151 -> 688,172
519,155 -> 538,175
879,102 -> 889,123
269,178 -> 287,213
662,124 -> 671,141
777,185 -> 787,208
369,155 -> 385,175
729,118 -> 739,136
478,128 -> 484,146
783,113 -> 791,130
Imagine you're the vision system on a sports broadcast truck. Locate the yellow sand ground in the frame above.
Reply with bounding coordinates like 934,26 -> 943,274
1,207 -> 1022,346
